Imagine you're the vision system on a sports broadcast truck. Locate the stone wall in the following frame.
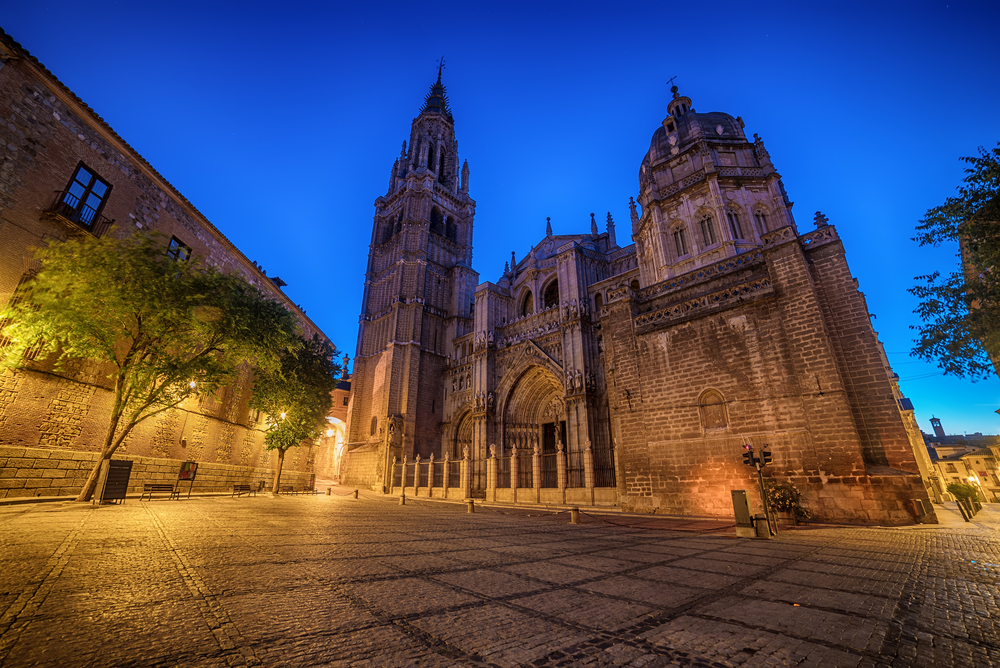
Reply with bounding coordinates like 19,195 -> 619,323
602,228 -> 932,525
0,445 -> 313,499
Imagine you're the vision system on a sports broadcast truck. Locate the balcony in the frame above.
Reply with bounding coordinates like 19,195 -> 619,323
42,190 -> 114,237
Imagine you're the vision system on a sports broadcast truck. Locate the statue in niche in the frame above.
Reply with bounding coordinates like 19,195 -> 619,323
452,378 -> 457,392
487,392 -> 494,410
463,445 -> 469,460
574,369 -> 582,390
489,444 -> 497,458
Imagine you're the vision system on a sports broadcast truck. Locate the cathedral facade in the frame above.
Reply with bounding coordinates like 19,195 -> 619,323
340,76 -> 933,525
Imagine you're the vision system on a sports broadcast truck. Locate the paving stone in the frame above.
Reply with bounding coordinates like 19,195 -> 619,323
0,495 -> 998,667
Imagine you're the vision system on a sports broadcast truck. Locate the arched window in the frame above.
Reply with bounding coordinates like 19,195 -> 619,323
446,216 -> 457,242
700,215 -> 717,246
726,210 -> 744,240
594,293 -> 603,311
394,212 -> 403,235
673,227 -> 688,257
520,291 -> 534,317
438,153 -> 446,180
542,279 -> 559,309
430,207 -> 444,235
754,210 -> 768,234
427,144 -> 435,171
699,390 -> 727,431
370,416 -> 378,436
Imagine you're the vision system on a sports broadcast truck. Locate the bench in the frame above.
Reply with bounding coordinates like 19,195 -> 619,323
232,484 -> 256,497
279,485 -> 295,495
141,483 -> 179,501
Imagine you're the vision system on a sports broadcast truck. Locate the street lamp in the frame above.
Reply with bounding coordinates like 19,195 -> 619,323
968,474 -> 987,503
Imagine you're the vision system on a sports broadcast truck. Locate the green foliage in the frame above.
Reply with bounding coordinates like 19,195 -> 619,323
910,142 -> 1000,380
764,480 -> 810,519
0,231 -> 300,500
947,482 -> 980,502
250,334 -> 341,453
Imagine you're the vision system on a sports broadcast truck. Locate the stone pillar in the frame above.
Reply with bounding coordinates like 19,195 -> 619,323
510,446 -> 519,504
487,444 -> 497,503
401,455 -> 408,492
391,456 -> 398,493
443,452 -> 450,491
533,443 -> 541,504
414,454 -> 421,495
428,453 -> 435,495
584,439 -> 595,506
461,445 -> 470,499
557,440 -> 567,505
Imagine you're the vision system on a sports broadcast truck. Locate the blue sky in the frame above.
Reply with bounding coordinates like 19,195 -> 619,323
4,1 -> 1000,435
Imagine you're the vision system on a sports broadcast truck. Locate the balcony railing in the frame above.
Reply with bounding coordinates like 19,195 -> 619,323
44,190 -> 114,237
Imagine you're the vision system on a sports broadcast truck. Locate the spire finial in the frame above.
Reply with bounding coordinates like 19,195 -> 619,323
590,212 -> 598,235
667,75 -> 679,98
436,56 -> 445,84
546,217 -> 552,236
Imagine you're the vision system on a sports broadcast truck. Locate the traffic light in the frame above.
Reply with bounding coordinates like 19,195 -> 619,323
760,449 -> 772,466
742,445 -> 754,466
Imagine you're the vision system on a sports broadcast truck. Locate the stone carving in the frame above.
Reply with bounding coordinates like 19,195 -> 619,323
487,392 -> 494,410
463,445 -> 469,460
489,443 -> 497,458
629,197 -> 640,227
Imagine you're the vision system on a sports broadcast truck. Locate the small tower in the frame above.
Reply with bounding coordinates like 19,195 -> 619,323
633,86 -> 797,287
930,416 -> 946,439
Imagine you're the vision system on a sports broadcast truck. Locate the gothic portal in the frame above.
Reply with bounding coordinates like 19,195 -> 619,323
341,79 -> 934,526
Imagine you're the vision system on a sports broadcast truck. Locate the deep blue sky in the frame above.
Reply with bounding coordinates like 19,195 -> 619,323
4,1 -> 1000,435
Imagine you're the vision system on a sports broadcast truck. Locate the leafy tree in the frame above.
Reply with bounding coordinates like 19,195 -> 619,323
910,142 -> 1000,379
250,334 -> 340,494
946,482 -> 980,502
0,231 -> 299,501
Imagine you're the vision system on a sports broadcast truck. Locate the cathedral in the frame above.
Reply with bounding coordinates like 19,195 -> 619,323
339,70 -> 933,525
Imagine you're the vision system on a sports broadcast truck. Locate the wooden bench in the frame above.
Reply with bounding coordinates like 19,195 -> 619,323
141,483 -> 179,501
232,484 -> 256,497
279,485 -> 295,495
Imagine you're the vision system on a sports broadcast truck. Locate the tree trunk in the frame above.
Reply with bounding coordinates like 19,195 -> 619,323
271,448 -> 286,494
76,420 -> 127,502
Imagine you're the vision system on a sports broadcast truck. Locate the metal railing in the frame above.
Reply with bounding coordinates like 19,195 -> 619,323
540,453 -> 558,488
432,462 -> 444,488
45,190 -> 113,237
392,464 -> 402,488
496,456 -> 510,488
448,460 -> 462,487
517,452 -> 533,488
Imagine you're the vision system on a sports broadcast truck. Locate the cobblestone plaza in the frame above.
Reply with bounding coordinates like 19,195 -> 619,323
1,493 -> 998,667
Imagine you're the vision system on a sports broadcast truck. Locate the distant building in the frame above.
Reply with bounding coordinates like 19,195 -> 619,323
340,75 -> 934,525
0,29 -> 331,497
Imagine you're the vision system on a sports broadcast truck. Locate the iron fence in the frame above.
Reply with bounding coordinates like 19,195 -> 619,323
594,444 -> 617,488
392,464 -> 402,488
540,453 -> 558,488
497,456 -> 511,488
432,462 -> 444,487
518,452 -> 533,488
448,460 -> 462,487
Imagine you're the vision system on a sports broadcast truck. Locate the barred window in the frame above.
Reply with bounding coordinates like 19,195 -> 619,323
166,237 -> 191,262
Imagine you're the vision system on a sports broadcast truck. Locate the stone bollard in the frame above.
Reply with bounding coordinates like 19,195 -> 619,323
467,499 -> 475,514
399,494 -> 406,506
570,506 -> 580,524
326,488 -> 331,496
353,489 -> 359,499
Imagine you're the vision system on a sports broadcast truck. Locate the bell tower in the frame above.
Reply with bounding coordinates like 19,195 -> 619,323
344,64 -> 478,489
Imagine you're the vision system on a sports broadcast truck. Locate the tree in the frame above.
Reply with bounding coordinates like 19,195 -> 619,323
250,334 -> 341,494
0,231 -> 299,501
910,142 -> 1000,379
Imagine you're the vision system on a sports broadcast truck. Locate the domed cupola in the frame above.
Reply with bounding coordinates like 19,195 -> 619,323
666,85 -> 692,119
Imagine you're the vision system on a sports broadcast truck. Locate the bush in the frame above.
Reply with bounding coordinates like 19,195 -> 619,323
947,483 -> 980,502
765,481 -> 810,519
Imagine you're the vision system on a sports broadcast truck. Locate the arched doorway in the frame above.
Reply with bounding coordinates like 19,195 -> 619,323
501,365 -> 565,486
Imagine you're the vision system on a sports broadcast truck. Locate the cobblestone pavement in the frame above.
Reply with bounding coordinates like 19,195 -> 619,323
1,492 -> 998,667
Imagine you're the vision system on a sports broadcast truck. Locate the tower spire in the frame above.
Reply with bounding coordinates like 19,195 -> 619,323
420,58 -> 453,121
